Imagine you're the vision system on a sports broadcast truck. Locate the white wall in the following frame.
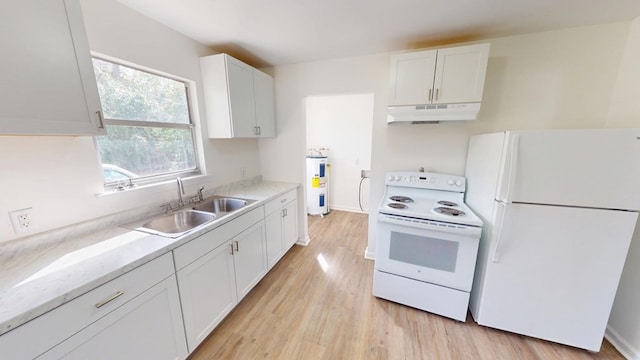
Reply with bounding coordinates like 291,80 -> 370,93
305,94 -> 373,213
259,54 -> 389,243
605,17 -> 640,360
0,0 -> 261,243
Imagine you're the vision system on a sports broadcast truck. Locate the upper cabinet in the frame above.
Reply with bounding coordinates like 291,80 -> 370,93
200,54 -> 276,139
0,0 -> 105,136
388,43 -> 490,106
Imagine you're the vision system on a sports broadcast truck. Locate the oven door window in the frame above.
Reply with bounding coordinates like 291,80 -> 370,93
389,231 -> 458,272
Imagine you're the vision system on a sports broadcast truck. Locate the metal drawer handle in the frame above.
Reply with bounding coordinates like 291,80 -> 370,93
95,291 -> 124,309
281,198 -> 287,203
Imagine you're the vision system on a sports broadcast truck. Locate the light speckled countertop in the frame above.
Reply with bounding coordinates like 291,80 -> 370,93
0,180 -> 299,336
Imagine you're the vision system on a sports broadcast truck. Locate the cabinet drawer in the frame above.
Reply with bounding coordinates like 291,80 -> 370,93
173,206 -> 265,270
0,252 -> 175,360
264,189 -> 297,215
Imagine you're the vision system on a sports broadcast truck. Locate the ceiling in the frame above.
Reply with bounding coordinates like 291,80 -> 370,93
117,0 -> 640,68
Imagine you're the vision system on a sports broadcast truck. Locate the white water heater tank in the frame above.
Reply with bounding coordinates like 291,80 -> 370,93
306,156 -> 329,215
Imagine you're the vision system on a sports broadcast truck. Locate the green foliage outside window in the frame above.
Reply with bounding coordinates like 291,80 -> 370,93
92,58 -> 197,182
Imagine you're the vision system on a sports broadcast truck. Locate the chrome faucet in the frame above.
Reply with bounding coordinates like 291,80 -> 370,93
176,177 -> 185,207
197,186 -> 205,202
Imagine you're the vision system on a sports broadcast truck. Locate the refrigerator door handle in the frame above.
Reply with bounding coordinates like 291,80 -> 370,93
491,204 -> 508,263
503,134 -> 520,203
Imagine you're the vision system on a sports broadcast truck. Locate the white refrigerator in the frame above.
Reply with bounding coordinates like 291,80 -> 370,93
464,129 -> 640,351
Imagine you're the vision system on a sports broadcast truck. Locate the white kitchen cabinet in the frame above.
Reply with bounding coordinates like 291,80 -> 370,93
176,239 -> 237,352
232,220 -> 268,300
0,253 -> 186,360
388,43 -> 490,106
39,275 -> 187,360
0,0 -> 105,135
173,206 -> 266,351
265,190 -> 299,269
200,53 -> 275,138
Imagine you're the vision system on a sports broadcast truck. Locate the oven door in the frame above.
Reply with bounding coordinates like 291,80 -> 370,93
375,215 -> 480,292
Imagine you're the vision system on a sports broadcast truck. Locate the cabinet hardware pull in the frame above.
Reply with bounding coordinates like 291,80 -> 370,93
96,110 -> 105,129
257,126 -> 261,135
281,209 -> 286,218
435,88 -> 439,101
428,89 -> 432,102
234,240 -> 239,252
281,198 -> 287,203
229,243 -> 234,255
95,291 -> 124,309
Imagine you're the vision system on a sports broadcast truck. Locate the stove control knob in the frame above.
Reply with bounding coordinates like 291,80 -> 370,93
455,180 -> 463,186
447,179 -> 455,185
388,176 -> 395,181
395,176 -> 402,181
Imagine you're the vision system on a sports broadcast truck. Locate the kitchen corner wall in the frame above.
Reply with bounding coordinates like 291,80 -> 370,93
0,0 -> 261,244
605,16 -> 640,360
259,19 -> 640,356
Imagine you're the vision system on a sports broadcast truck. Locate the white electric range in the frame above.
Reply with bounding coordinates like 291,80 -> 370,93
373,171 -> 483,321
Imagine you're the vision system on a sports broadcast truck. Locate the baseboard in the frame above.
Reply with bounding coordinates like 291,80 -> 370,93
605,325 -> 639,360
328,205 -> 369,214
296,235 -> 311,246
364,246 -> 375,260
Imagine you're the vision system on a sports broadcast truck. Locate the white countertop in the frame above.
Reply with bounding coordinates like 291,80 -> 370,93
0,180 -> 299,336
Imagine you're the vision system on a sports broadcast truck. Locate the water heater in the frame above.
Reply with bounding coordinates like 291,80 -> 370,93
306,156 -> 329,215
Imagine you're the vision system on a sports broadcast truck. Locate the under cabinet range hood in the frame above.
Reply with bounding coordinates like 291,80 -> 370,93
386,43 -> 490,124
387,103 -> 481,124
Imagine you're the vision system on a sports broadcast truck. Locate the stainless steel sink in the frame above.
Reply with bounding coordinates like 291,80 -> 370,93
193,196 -> 251,214
137,209 -> 215,237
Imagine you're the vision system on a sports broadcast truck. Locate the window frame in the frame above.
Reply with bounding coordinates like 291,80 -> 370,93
91,53 -> 201,189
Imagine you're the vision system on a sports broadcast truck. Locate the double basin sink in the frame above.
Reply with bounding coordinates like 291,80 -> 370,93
133,196 -> 254,238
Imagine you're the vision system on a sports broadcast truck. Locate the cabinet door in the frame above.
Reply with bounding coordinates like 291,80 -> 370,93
253,70 -> 276,137
227,57 -> 257,137
0,0 -> 104,135
39,275 -> 188,360
177,240 -> 237,352
433,43 -> 490,104
282,201 -> 299,249
265,209 -> 284,269
388,50 -> 437,106
233,221 -> 267,300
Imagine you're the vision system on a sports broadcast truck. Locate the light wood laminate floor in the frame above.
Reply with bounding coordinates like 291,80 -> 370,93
189,210 -> 623,359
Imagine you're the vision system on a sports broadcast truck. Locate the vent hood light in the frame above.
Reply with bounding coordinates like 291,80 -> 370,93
387,103 -> 481,124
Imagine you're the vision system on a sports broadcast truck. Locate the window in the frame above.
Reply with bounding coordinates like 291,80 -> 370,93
92,57 -> 199,187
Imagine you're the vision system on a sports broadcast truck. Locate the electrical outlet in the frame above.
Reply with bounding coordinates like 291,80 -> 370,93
361,170 -> 371,178
9,208 -> 34,234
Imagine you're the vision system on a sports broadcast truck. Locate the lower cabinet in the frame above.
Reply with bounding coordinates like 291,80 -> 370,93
39,275 -> 187,360
176,234 -> 237,351
233,221 -> 268,300
174,206 -> 267,352
0,252 -> 186,360
265,190 -> 299,268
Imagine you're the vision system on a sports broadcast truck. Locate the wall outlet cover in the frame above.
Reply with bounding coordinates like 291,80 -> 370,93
9,208 -> 34,234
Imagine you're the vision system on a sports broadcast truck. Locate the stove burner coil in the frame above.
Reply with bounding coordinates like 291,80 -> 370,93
437,200 -> 459,207
389,196 -> 413,203
388,203 -> 408,209
434,207 -> 466,217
